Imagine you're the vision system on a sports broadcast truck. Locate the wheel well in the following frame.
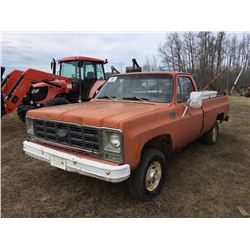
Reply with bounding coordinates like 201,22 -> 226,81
216,113 -> 224,123
142,135 -> 173,159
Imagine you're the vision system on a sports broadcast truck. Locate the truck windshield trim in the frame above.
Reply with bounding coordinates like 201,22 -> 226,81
96,74 -> 174,103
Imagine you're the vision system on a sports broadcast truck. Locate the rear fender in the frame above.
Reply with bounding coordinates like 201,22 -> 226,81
88,80 -> 106,99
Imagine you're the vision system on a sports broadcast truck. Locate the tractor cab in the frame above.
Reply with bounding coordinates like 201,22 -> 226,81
51,56 -> 107,101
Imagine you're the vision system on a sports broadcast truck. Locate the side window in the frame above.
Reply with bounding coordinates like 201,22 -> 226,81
177,77 -> 194,102
96,64 -> 105,80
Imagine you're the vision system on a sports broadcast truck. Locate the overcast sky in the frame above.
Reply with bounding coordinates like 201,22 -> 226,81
1,32 -> 166,74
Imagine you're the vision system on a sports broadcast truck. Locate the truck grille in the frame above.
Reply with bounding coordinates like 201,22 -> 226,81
33,119 -> 100,154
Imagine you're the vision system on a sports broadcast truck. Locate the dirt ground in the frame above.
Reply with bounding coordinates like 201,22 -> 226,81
1,96 -> 250,217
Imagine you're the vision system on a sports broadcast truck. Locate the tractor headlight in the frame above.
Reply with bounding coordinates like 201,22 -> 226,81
102,130 -> 123,163
25,117 -> 35,141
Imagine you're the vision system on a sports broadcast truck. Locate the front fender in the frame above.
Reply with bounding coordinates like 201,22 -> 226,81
121,109 -> 177,169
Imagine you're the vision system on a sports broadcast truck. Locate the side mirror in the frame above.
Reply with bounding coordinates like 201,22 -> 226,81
188,92 -> 202,109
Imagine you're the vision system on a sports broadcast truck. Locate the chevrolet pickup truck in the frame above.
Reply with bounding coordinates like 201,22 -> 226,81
23,72 -> 230,200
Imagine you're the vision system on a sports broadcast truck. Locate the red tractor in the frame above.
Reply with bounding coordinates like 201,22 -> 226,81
1,56 -> 107,122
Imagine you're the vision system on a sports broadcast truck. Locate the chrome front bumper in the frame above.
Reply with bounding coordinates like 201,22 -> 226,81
23,141 -> 130,183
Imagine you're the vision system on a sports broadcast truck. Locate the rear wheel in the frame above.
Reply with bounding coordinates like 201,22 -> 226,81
45,97 -> 70,107
128,149 -> 167,200
202,122 -> 219,145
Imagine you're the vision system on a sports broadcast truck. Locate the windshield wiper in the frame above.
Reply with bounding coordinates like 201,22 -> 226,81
122,96 -> 149,102
97,95 -> 116,100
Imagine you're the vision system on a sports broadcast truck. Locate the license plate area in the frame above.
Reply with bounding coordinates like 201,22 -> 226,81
50,155 -> 66,170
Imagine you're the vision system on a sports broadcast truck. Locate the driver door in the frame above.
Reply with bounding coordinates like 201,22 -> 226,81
176,75 -> 203,148
81,63 -> 96,100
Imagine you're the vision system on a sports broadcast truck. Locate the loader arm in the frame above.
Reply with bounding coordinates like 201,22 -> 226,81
2,69 -> 72,116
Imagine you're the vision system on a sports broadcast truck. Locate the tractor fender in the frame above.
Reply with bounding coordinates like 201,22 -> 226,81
88,80 -> 106,98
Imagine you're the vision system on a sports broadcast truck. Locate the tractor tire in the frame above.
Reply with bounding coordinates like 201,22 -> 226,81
202,122 -> 219,145
45,97 -> 70,107
17,105 -> 27,123
127,149 -> 167,201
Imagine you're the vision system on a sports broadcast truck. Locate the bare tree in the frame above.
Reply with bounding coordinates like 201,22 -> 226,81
143,56 -> 159,72
158,32 -> 250,90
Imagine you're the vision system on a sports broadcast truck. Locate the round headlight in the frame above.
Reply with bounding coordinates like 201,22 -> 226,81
110,133 -> 120,148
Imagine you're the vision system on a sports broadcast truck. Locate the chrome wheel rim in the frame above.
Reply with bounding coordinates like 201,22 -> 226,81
145,161 -> 162,192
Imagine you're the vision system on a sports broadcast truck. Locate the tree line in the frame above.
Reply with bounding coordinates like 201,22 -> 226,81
143,32 -> 250,90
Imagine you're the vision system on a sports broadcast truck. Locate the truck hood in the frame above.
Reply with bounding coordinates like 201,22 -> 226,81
28,100 -> 169,128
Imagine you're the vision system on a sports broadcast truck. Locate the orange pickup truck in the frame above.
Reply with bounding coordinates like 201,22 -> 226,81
23,72 -> 230,200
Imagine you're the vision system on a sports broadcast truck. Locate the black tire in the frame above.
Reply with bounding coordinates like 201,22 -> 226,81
45,97 -> 70,107
202,122 -> 219,145
17,105 -> 27,123
128,149 -> 167,200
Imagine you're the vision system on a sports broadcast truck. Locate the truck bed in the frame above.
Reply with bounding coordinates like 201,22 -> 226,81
201,94 -> 230,135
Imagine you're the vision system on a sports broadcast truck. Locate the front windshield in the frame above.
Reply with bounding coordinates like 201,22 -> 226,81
96,74 -> 174,103
60,61 -> 105,80
60,61 -> 78,78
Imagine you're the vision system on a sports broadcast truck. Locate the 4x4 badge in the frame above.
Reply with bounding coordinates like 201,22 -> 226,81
169,111 -> 176,119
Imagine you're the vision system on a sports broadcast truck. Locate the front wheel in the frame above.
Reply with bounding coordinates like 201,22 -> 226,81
128,149 -> 167,200
17,105 -> 27,122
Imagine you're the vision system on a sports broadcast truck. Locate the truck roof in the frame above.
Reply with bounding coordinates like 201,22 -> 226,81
113,71 -> 192,77
60,56 -> 105,63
